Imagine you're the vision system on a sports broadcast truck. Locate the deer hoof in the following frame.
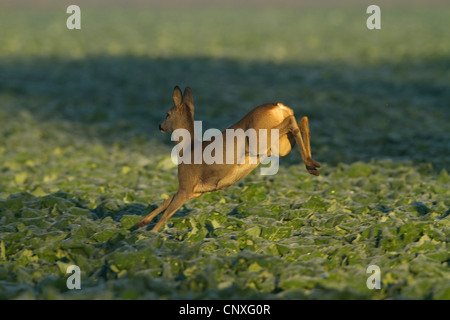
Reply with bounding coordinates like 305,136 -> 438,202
306,165 -> 320,176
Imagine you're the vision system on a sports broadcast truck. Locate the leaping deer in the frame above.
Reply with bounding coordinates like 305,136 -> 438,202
138,86 -> 320,231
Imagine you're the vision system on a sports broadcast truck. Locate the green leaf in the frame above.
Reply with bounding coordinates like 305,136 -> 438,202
248,262 -> 262,272
303,196 -> 328,211
437,169 -> 449,184
14,172 -> 28,184
120,215 -> 142,229
93,229 -> 117,242
347,162 -> 373,178
245,226 -> 261,237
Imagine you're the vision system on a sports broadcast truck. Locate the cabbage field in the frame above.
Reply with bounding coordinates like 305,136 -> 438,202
0,1 -> 449,299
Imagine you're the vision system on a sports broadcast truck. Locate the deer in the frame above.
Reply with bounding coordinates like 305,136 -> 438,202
138,86 -> 320,231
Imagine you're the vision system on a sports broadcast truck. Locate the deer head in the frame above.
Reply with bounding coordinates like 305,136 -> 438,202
159,86 -> 195,133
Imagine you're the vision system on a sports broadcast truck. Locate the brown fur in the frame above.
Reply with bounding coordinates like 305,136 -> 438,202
138,86 -> 320,231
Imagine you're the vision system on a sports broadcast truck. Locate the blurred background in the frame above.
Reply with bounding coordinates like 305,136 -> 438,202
0,0 -> 449,300
1,0 -> 449,174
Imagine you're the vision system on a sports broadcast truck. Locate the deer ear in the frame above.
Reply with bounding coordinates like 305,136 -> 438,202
173,86 -> 183,108
183,87 -> 194,113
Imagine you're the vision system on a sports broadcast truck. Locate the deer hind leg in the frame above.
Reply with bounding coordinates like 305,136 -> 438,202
274,115 -> 320,176
298,117 -> 321,172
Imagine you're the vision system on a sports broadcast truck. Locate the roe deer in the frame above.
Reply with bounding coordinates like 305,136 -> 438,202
138,86 -> 320,231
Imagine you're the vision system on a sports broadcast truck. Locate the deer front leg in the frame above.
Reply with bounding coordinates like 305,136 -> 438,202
138,195 -> 174,228
152,191 -> 201,231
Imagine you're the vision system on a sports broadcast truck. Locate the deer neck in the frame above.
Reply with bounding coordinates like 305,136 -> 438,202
175,110 -> 196,152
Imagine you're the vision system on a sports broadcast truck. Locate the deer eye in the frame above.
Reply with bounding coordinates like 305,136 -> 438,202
166,113 -> 170,119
